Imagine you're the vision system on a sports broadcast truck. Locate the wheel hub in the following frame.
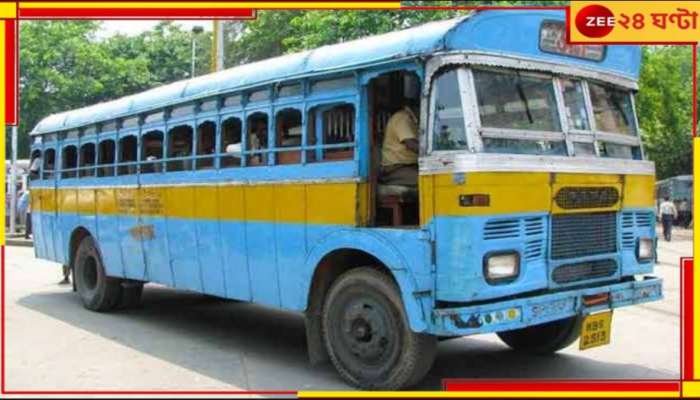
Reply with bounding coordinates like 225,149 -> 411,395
342,300 -> 390,363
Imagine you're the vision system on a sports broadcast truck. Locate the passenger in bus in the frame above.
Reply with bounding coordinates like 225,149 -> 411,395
380,103 -> 419,187
249,119 -> 268,164
172,139 -> 192,171
29,155 -> 41,180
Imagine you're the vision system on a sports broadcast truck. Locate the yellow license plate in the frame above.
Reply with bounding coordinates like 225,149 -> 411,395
579,311 -> 612,350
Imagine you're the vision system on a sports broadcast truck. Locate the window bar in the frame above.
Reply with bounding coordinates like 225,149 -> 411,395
552,77 -> 575,157
462,68 -> 482,153
581,80 -> 602,157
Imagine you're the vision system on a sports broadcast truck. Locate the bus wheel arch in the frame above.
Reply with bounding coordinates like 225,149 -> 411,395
68,226 -> 144,310
303,235 -> 429,366
68,226 -> 94,273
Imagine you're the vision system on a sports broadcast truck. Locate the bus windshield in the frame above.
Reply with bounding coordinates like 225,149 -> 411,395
430,66 -> 642,159
474,69 -> 560,132
588,83 -> 636,136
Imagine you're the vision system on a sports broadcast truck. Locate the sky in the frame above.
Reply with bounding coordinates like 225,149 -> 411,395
97,20 -> 214,38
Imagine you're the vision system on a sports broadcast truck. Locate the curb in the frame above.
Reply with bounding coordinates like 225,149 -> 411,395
5,238 -> 33,247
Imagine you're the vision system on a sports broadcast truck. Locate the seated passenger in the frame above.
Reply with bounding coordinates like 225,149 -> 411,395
380,103 -> 419,188
29,156 -> 41,179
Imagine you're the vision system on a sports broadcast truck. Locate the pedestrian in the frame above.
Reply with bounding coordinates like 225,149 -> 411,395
659,196 -> 678,242
678,198 -> 690,228
17,190 -> 30,239
59,265 -> 71,285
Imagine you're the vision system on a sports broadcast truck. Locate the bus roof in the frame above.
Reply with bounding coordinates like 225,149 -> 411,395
31,10 -> 642,136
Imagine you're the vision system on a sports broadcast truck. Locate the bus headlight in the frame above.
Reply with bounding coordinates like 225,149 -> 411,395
637,238 -> 654,261
483,251 -> 520,284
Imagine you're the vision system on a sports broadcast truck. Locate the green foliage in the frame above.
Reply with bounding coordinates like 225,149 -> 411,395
16,20 -> 211,158
636,46 -> 693,180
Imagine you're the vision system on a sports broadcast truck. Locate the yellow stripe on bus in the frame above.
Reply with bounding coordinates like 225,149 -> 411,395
32,181 -> 364,226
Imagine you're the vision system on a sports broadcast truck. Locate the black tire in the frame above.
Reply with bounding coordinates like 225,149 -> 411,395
497,315 -> 583,354
73,236 -> 121,312
117,281 -> 144,309
322,267 -> 437,390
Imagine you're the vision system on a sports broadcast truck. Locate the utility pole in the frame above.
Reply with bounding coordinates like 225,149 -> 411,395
212,20 -> 225,72
191,25 -> 204,78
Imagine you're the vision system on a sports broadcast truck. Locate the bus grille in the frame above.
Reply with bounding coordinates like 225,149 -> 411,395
554,186 -> 619,209
552,259 -> 617,284
551,212 -> 617,260
621,211 -> 654,250
483,216 -> 546,262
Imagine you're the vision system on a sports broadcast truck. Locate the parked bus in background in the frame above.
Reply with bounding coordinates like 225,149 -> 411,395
28,10 -> 662,389
656,174 -> 693,226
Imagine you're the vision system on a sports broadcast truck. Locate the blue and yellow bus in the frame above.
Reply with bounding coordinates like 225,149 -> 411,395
28,10 -> 662,389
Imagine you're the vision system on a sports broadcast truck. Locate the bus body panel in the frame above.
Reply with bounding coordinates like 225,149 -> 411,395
96,186 -> 126,277
194,187 -> 227,297
140,186 -> 175,287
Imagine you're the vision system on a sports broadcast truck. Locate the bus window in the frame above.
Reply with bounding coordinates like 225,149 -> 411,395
122,116 -> 140,129
249,89 -> 270,103
102,120 -> 118,133
560,79 -> 590,131
589,83 -> 635,135
79,142 -> 96,177
573,142 -> 596,157
276,108 -> 302,164
43,148 -> 55,179
61,145 -> 77,179
171,104 -> 196,119
144,111 -> 165,125
196,121 -> 216,170
83,125 -> 98,136
278,83 -> 302,97
431,70 -> 467,151
474,69 -> 561,132
29,149 -> 41,180
141,130 -> 164,174
223,95 -> 242,108
246,113 -> 268,166
167,125 -> 193,172
311,76 -> 355,93
98,139 -> 115,177
308,104 -> 355,161
220,117 -> 242,168
118,136 -> 137,176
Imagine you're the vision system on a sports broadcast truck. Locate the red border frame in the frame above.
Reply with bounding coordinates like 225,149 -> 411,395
1,2 -> 694,396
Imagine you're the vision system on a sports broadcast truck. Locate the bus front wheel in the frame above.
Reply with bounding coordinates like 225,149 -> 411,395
321,267 -> 436,390
74,236 -> 121,312
496,315 -> 583,354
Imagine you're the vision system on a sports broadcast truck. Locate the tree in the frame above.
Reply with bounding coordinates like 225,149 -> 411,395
15,20 -> 211,158
17,21 -> 150,159
636,46 -> 693,179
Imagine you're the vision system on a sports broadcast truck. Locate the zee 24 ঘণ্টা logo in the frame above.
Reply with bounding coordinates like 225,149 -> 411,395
575,3 -> 699,39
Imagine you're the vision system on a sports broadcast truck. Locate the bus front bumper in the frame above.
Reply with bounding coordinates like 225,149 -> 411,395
430,277 -> 662,336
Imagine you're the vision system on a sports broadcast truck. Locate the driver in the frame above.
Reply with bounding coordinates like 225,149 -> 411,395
380,102 -> 419,188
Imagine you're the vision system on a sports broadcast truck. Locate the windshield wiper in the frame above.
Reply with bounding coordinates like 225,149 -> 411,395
515,72 -> 534,124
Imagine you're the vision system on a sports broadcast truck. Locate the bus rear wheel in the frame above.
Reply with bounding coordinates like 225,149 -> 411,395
322,267 -> 436,390
496,315 -> 583,354
74,236 -> 121,312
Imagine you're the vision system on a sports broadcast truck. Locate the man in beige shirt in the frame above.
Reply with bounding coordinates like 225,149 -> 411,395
380,106 -> 419,187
